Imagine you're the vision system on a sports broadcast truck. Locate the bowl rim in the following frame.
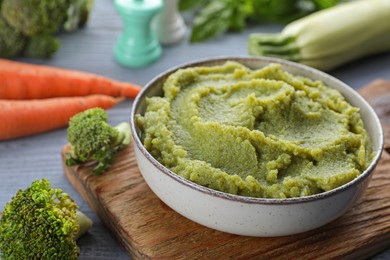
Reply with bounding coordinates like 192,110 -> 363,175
130,55 -> 384,205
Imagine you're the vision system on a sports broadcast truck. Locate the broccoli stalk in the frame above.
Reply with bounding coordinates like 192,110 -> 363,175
64,0 -> 95,32
0,179 -> 93,260
66,108 -> 131,175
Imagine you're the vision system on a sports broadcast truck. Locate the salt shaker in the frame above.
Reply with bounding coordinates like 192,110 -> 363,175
153,0 -> 186,45
114,0 -> 163,68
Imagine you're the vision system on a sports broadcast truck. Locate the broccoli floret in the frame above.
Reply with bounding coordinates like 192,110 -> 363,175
0,0 -> 94,58
1,0 -> 70,36
0,179 -> 93,260
66,108 -> 131,175
0,15 -> 26,57
23,34 -> 60,58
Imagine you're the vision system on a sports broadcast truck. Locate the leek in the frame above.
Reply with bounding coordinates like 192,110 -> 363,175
247,0 -> 390,71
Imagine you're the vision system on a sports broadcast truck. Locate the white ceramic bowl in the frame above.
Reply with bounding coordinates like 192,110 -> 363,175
130,56 -> 383,237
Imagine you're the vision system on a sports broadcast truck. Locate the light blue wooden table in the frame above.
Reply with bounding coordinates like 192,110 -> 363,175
1,0 -> 390,259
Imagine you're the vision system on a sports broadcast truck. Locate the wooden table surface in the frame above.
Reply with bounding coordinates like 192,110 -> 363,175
1,0 -> 390,259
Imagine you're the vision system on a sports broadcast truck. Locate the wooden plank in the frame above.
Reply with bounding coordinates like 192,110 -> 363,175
63,80 -> 390,259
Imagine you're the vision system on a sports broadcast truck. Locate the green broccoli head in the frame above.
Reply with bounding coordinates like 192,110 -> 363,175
1,0 -> 71,36
24,34 -> 61,58
0,179 -> 90,259
0,15 -> 26,57
66,108 -> 131,175
0,0 -> 95,58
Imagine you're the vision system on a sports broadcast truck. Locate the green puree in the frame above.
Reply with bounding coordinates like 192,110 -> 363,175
136,61 -> 372,198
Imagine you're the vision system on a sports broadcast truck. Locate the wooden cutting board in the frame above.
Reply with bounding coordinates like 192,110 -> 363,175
62,79 -> 390,259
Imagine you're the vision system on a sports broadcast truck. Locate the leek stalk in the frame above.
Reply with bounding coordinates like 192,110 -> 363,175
248,0 -> 390,71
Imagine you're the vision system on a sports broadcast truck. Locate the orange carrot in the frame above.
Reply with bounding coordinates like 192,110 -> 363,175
0,95 -> 122,141
0,59 -> 142,99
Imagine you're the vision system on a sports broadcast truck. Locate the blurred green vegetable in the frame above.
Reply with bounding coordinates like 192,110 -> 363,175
0,0 -> 94,58
180,0 -> 343,42
24,35 -> 61,59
